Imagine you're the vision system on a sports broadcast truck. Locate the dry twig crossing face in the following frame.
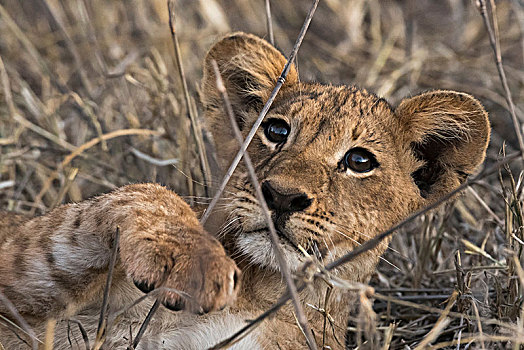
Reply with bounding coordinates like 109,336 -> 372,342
202,33 -> 490,276
0,1 -> 520,348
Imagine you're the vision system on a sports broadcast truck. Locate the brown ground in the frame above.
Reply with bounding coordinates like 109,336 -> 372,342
0,0 -> 523,348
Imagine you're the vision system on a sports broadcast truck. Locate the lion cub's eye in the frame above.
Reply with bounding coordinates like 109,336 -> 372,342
263,119 -> 290,144
343,148 -> 379,173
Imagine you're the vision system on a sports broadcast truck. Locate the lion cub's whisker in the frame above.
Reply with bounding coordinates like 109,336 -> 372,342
332,229 -> 401,271
182,195 -> 235,201
331,221 -> 408,260
171,164 -> 239,196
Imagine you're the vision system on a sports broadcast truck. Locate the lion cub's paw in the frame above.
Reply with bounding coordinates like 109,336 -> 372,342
121,228 -> 240,314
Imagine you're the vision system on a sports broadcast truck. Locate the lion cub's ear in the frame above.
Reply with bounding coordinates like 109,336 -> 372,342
396,90 -> 490,200
201,32 -> 298,129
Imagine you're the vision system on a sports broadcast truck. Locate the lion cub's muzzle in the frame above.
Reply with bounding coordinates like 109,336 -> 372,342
233,180 -> 319,270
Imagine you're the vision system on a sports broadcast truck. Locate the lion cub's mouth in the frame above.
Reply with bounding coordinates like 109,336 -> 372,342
236,224 -> 323,271
243,223 -> 302,249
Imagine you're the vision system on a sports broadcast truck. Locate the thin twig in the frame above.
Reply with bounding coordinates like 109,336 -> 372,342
467,186 -> 504,225
130,300 -> 160,349
469,296 -> 486,350
0,55 -> 16,118
265,0 -> 275,45
429,334 -> 524,349
211,60 -> 317,350
456,315 -> 464,350
512,255 -> 524,349
373,293 -> 519,331
167,0 -> 212,196
128,250 -> 180,348
208,151 -> 522,349
477,0 -> 524,164
41,0 -> 93,96
49,167 -> 78,210
107,287 -> 189,327
0,56 -> 77,153
0,181 -> 15,190
67,319 -> 90,350
94,227 -> 121,348
208,288 -> 297,350
432,265 -> 506,276
0,314 -> 41,347
200,0 -> 320,225
325,153 -> 520,273
31,128 -> 162,214
0,291 -> 40,349
404,0 -> 416,59
413,290 -> 457,350
127,277 -> 182,349
125,3 -> 220,343
510,0 -> 524,65
130,147 -> 179,166
0,4 -> 68,94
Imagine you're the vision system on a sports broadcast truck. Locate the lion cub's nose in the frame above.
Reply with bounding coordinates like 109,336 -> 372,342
261,181 -> 312,214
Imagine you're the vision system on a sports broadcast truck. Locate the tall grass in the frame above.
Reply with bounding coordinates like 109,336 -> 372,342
0,0 -> 523,348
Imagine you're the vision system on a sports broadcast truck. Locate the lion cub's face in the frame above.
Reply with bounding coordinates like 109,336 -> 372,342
202,33 -> 490,276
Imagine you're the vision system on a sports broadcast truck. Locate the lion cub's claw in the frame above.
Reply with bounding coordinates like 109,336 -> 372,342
163,298 -> 185,312
133,280 -> 155,294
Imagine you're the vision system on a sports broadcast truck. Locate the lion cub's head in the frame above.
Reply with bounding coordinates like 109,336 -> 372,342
201,33 -> 490,279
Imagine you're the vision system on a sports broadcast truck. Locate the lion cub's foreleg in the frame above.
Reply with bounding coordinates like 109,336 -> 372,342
0,183 -> 239,322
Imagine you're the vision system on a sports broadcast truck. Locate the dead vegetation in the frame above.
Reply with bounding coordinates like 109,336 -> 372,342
0,0 -> 523,349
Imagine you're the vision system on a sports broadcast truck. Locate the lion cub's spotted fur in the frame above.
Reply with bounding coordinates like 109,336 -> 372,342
0,33 -> 489,349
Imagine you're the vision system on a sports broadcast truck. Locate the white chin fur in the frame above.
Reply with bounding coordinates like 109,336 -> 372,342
236,231 -> 303,271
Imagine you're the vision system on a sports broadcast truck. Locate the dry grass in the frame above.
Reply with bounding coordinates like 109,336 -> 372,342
0,0 -> 523,349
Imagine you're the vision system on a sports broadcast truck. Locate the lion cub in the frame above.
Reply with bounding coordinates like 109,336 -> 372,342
0,33 -> 489,349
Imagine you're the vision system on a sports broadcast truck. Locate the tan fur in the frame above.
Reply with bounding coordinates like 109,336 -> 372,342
0,33 -> 490,349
